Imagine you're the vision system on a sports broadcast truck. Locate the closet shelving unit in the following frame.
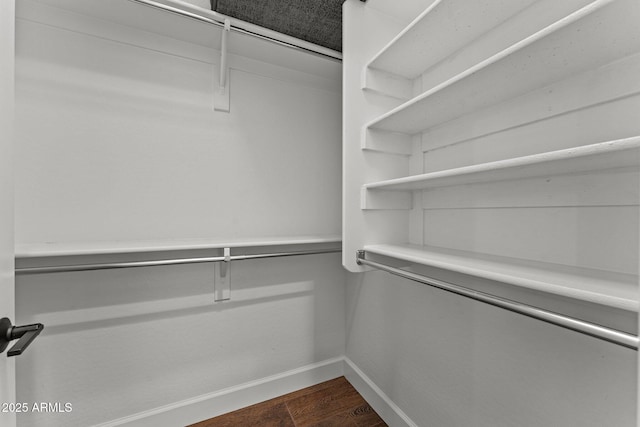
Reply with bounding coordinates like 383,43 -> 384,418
361,0 -> 538,100
363,137 -> 640,193
345,0 -> 640,311
15,236 -> 342,258
362,0 -> 640,151
15,236 -> 342,302
363,244 -> 638,311
15,236 -> 342,273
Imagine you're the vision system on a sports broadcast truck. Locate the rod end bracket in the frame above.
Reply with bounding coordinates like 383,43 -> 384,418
356,250 -> 365,265
214,18 -> 232,113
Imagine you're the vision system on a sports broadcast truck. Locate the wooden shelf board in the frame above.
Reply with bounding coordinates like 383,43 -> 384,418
364,137 -> 640,191
15,235 -> 342,258
364,243 -> 638,311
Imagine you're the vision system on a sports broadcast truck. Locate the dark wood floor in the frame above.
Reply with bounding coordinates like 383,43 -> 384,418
188,376 -> 387,427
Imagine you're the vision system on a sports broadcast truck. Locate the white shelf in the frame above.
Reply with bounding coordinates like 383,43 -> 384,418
15,235 -> 342,258
364,137 -> 640,192
366,0 -> 536,79
366,0 -> 640,135
364,243 -> 639,312
18,0 -> 341,79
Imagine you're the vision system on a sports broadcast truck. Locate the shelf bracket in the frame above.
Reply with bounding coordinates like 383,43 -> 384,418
361,68 -> 412,101
214,247 -> 231,301
362,127 -> 412,155
214,19 -> 231,113
361,187 -> 413,210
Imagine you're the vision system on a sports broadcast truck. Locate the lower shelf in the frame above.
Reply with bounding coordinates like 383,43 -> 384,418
363,243 -> 638,312
15,235 -> 342,258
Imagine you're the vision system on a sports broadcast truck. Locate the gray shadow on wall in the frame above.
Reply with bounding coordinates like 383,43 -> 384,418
15,253 -> 342,336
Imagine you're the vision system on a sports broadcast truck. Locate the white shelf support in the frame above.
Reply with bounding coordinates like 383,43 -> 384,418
361,187 -> 412,210
214,18 -> 231,112
362,127 -> 412,156
361,67 -> 413,100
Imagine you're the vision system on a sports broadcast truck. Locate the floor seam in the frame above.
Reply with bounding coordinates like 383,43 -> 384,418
284,400 -> 298,427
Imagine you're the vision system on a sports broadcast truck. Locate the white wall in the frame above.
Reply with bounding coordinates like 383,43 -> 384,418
13,1 -> 345,426
346,270 -> 637,427
14,1 -> 341,245
17,253 -> 345,427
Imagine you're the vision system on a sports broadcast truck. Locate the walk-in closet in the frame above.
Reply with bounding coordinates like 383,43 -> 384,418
0,0 -> 638,426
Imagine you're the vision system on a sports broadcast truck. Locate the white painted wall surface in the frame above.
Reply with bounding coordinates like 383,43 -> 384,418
17,254 -> 345,427
13,1 -> 345,426
346,270 -> 636,427
14,1 -> 342,245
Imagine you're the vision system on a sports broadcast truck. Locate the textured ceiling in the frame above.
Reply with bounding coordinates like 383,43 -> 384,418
211,0 -> 344,52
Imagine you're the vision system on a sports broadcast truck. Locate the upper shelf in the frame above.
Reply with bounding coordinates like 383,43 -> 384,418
18,0 -> 341,80
364,137 -> 640,191
366,0 -> 640,135
366,0 -> 536,79
15,235 -> 342,258
364,243 -> 639,312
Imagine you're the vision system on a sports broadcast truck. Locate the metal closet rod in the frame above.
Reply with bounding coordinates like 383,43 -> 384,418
356,251 -> 639,350
126,0 -> 343,61
15,248 -> 341,275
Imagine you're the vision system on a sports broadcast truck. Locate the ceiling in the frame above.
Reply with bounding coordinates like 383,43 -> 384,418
210,0 -> 345,52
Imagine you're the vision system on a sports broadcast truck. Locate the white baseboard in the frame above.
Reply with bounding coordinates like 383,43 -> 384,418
94,356 -> 417,427
94,357 -> 345,427
343,357 -> 418,427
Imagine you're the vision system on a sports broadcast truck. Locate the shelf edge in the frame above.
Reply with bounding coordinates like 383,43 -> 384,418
364,244 -> 638,312
15,236 -> 343,258
365,0 -> 616,133
363,136 -> 640,191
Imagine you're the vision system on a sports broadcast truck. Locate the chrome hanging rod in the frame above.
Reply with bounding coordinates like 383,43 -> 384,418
15,248 -> 341,275
126,0 -> 343,61
356,251 -> 639,350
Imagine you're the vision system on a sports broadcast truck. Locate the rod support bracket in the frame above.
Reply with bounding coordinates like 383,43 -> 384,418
214,18 -> 232,112
214,247 -> 231,302
356,250 -> 365,265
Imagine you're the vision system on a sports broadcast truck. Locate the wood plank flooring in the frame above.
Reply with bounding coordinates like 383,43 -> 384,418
188,377 -> 387,427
